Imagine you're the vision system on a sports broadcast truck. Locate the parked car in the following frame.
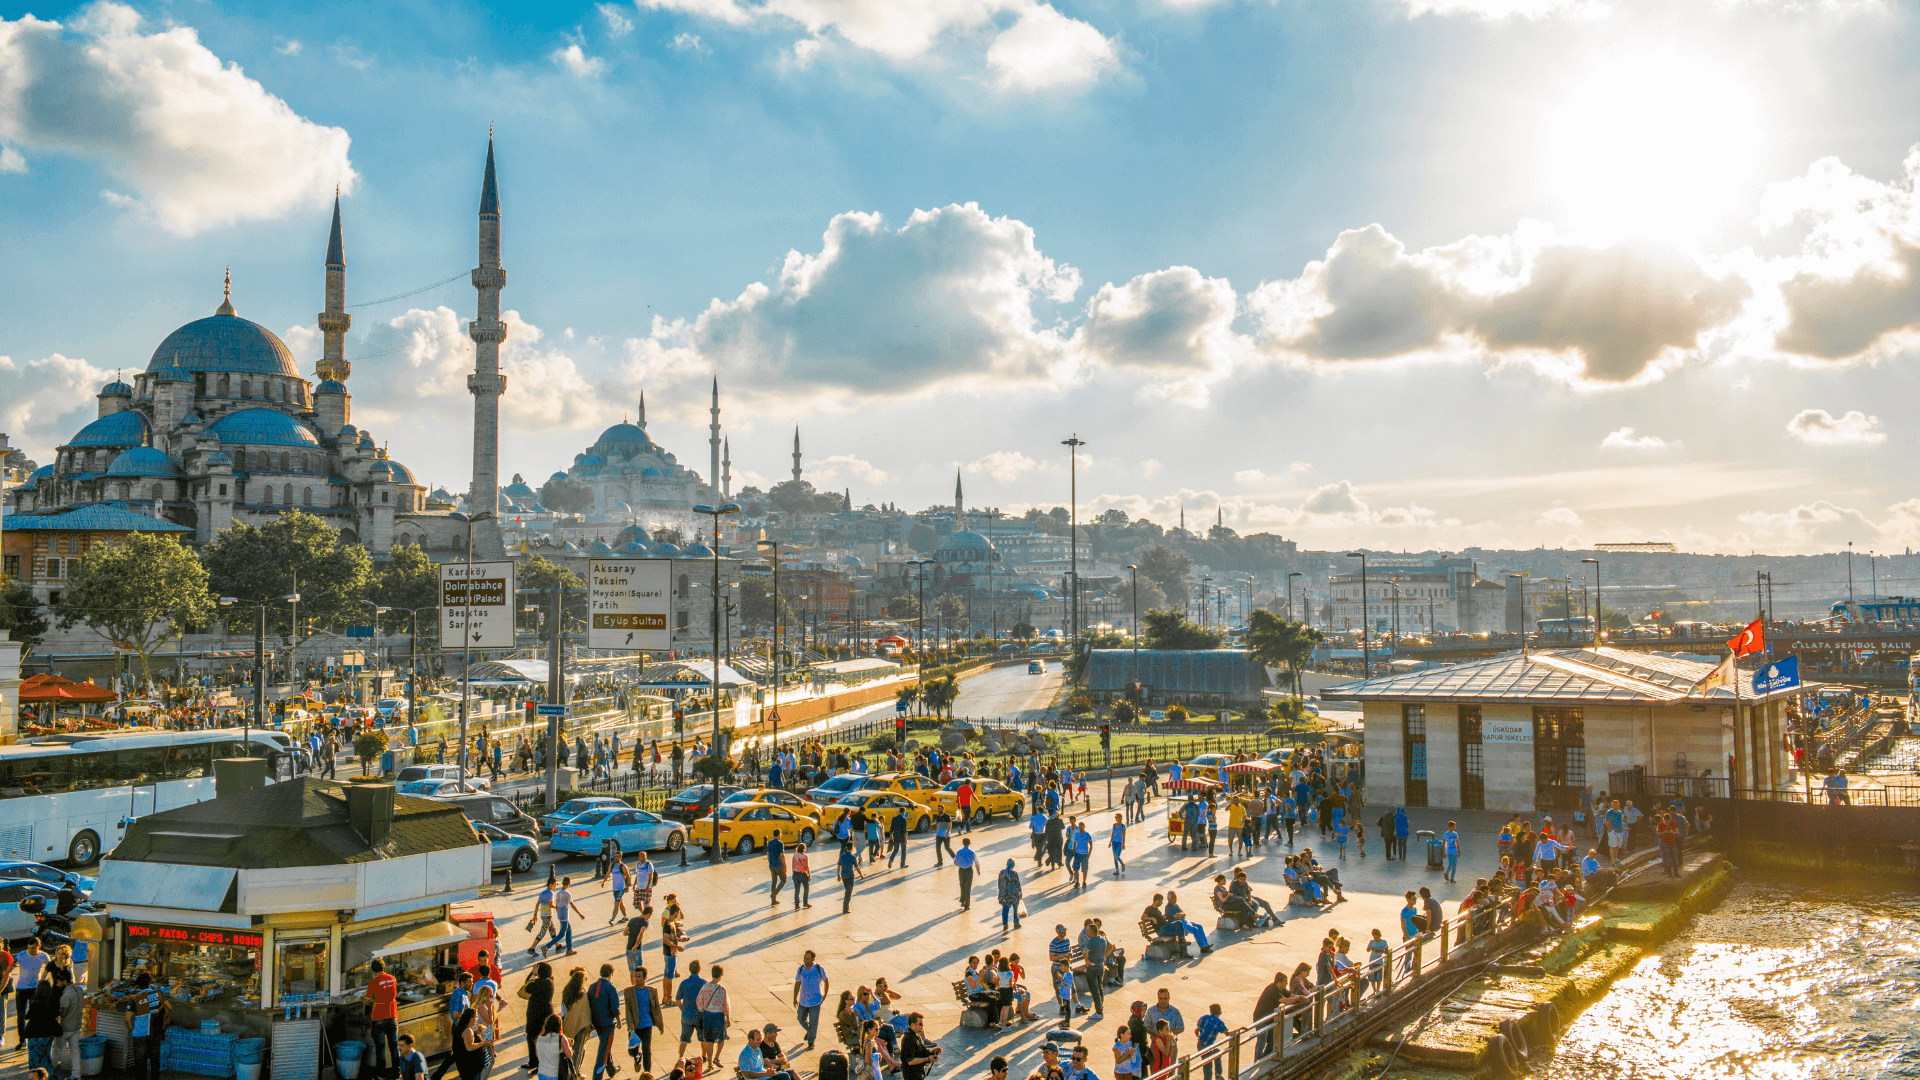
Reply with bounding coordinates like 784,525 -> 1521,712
720,788 -> 827,818
820,792 -> 931,835
1182,753 -> 1237,782
541,796 -> 633,837
474,822 -> 540,873
396,764 -> 488,790
435,793 -> 541,838
689,803 -> 817,854
0,880 -> 69,943
662,785 -> 745,823
804,774 -> 866,805
398,779 -> 485,798
549,808 -> 686,856
375,698 -> 410,722
0,860 -> 97,894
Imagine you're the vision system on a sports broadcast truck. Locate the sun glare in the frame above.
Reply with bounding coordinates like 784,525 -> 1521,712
1543,50 -> 1761,245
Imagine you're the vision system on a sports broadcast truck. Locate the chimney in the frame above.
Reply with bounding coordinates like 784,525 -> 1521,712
344,780 -> 395,846
213,757 -> 268,798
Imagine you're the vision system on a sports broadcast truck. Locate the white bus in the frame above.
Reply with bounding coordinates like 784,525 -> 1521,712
0,729 -> 296,866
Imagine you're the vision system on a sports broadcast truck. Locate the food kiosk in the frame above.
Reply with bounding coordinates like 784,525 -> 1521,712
89,773 -> 490,1078
1162,776 -> 1223,842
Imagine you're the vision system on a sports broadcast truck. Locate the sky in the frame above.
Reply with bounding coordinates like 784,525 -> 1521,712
5,0 -> 1920,555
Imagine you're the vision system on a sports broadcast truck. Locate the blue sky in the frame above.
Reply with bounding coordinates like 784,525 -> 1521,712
6,0 -> 1920,554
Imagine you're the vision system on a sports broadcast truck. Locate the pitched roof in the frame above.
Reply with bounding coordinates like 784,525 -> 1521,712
1320,647 -> 1807,705
110,777 -> 482,868
1085,649 -> 1266,695
4,505 -> 192,532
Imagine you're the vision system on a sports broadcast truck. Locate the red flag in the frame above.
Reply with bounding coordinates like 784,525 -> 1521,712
1727,619 -> 1766,656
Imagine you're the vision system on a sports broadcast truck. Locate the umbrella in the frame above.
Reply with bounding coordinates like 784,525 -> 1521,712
1164,777 -> 1223,792
1222,761 -> 1280,774
19,674 -> 117,704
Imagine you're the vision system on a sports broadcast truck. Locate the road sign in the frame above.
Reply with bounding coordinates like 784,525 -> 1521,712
587,559 -> 672,651
346,625 -> 376,639
441,560 -> 517,650
537,704 -> 567,717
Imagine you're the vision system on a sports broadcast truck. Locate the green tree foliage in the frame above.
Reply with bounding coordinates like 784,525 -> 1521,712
1110,699 -> 1140,724
1164,702 -> 1190,722
885,594 -> 921,620
537,475 -> 595,514
1135,545 -> 1193,608
908,523 -> 939,554
740,575 -> 795,630
0,582 -> 49,652
1244,609 -> 1324,697
1064,629 -> 1129,681
1010,621 -> 1036,640
519,555 -> 588,629
922,672 -> 959,718
372,544 -> 441,637
55,532 -> 215,681
896,682 -> 922,715
1141,608 -> 1223,650
769,479 -> 844,514
202,511 -> 371,635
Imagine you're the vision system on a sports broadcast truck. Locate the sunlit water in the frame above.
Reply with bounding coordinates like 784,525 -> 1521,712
1543,877 -> 1920,1080
1862,736 -> 1920,775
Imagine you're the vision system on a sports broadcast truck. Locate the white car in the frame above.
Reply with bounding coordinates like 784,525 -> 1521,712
395,764 -> 488,790
397,779 -> 486,798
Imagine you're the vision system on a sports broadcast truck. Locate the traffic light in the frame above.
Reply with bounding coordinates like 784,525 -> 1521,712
1099,724 -> 1111,751
895,716 -> 907,744
673,707 -> 684,736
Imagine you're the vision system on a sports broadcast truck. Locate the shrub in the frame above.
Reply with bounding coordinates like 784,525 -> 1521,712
353,731 -> 388,768
1111,700 -> 1140,724
1165,702 -> 1190,723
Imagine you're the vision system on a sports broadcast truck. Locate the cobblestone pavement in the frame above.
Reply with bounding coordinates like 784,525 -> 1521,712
467,801 -> 1528,1080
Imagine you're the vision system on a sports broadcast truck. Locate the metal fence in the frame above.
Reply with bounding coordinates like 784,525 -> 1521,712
1617,773 -> 1920,807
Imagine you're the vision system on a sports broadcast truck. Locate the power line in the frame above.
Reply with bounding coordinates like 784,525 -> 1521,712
347,272 -> 469,310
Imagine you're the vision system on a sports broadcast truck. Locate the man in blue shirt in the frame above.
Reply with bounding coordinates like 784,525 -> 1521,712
1029,809 -> 1048,862
1393,807 -> 1410,861
766,834 -> 787,906
953,838 -> 979,910
1194,1005 -> 1228,1080
673,961 -> 708,1064
587,964 -> 622,1080
791,951 -> 828,1051
1441,822 -> 1460,883
837,840 -> 863,913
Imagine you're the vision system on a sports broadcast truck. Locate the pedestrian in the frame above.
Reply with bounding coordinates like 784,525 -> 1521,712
1376,809 -> 1396,860
1145,988 -> 1185,1060
933,808 -> 955,866
659,897 -> 685,983
367,958 -> 400,1076
672,960 -> 706,1065
609,857 -> 631,925
1194,1005 -> 1227,1080
791,843 -> 812,909
1082,924 -> 1109,1019
956,779 -> 975,833
1071,822 -> 1093,887
954,838 -> 979,910
1393,807 -> 1410,860
1111,813 -> 1127,877
766,833 -> 788,905
623,967 -> 664,1073
555,876 -> 585,956
887,810 -> 910,869
838,840 -> 864,914
586,964 -> 623,1080
792,952 -> 829,1051
1441,822 -> 1459,883
997,859 -> 1024,931
1030,808 -> 1048,862
520,962 -> 557,1072
694,966 -> 731,1068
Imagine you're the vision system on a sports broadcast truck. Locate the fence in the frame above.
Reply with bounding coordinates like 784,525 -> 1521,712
1140,890 -> 1536,1080
1618,773 -> 1920,807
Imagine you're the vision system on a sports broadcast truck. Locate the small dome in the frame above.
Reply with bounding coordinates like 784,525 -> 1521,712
619,542 -> 649,554
156,364 -> 193,384
315,379 -> 348,395
641,466 -> 663,478
548,471 -> 568,482
651,542 -> 682,556
497,491 -> 513,510
575,454 -> 604,474
683,542 -> 713,557
503,478 -> 537,500
338,424 -> 359,438
590,540 -> 616,553
67,410 -> 151,448
181,409 -> 204,426
146,313 -> 300,377
357,431 -> 375,448
99,380 -> 133,397
208,408 -> 320,447
106,447 -> 178,476
385,459 -> 417,484
431,486 -> 454,501
206,452 -> 233,467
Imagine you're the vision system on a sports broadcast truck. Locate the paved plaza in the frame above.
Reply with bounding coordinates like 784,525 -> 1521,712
466,798 -> 1525,1080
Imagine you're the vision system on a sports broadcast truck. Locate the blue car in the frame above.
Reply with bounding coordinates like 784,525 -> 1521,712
548,808 -> 686,857
0,860 -> 96,894
540,796 -> 632,838
805,773 -> 866,805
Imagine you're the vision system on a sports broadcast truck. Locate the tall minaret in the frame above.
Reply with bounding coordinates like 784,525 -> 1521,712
954,469 -> 965,529
467,133 -> 508,559
708,377 -> 721,494
791,427 -> 802,483
638,392 -> 647,430
316,191 -> 351,382
722,437 -> 732,499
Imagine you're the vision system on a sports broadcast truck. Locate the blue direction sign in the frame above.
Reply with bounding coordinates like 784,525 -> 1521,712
1753,655 -> 1800,695
537,704 -> 567,717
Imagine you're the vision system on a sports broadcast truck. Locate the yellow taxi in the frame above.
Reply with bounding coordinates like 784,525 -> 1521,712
720,787 -> 828,819
689,802 -> 820,855
1181,753 -> 1238,783
844,772 -> 944,807
928,777 -> 1026,824
817,792 -> 932,836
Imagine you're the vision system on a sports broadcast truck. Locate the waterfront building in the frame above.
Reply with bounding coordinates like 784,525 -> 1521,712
1324,647 -> 1800,813
1,504 -> 193,608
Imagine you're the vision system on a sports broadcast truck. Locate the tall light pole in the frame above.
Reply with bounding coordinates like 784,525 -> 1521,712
453,510 -> 494,780
1287,572 -> 1304,624
1061,435 -> 1085,644
757,539 -> 783,751
986,508 -> 1001,643
1580,557 -> 1601,648
907,559 -> 933,712
217,590 -> 299,751
695,502 -> 741,860
1346,553 -> 1368,677
360,600 -> 391,737
1126,564 -> 1139,709
399,606 -> 436,752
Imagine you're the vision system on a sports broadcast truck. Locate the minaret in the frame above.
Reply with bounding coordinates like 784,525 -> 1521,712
638,392 -> 647,430
791,427 -> 802,483
708,377 -> 721,495
316,190 -> 351,382
954,469 -> 965,529
467,133 -> 508,559
722,437 -> 732,499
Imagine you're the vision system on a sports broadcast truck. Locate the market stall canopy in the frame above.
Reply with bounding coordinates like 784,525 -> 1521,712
342,919 -> 468,972
92,862 -> 238,912
19,674 -> 117,703
1222,761 -> 1280,774
1164,777 -> 1224,792
464,659 -> 572,686
632,660 -> 755,689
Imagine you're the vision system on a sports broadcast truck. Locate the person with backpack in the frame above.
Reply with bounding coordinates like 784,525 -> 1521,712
587,964 -> 623,1080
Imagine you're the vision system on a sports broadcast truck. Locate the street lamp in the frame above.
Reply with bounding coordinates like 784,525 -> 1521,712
395,606 -> 438,758
907,558 -> 933,711
1346,553 -> 1368,677
1126,564 -> 1139,709
695,502 -> 741,861
451,510 -> 495,781
1061,435 -> 1085,643
1287,572 -> 1304,624
1580,557 -> 1601,649
217,590 -> 299,752
757,539 -> 783,751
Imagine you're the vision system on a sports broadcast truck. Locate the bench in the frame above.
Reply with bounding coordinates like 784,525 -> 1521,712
952,979 -> 997,1029
1139,916 -> 1190,961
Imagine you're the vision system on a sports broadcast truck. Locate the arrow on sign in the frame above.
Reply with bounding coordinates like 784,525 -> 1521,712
473,631 -> 484,642
625,632 -> 634,644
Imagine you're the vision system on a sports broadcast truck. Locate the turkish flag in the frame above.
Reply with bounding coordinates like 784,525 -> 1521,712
1727,619 -> 1766,656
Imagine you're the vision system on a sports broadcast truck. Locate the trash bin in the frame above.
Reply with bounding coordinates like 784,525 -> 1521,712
79,1036 -> 108,1077
1418,829 -> 1442,870
336,1040 -> 366,1080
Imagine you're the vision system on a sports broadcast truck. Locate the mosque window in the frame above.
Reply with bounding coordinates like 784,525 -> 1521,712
678,575 -> 689,599
278,452 -> 290,472
260,486 -> 271,506
152,484 -> 164,501
195,374 -> 208,396
303,488 -> 312,507
219,484 -> 227,497
284,484 -> 294,505
240,380 -> 252,399
218,375 -> 230,396
381,491 -> 389,503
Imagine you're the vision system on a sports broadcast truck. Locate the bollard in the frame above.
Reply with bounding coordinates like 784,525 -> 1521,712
503,863 -> 514,894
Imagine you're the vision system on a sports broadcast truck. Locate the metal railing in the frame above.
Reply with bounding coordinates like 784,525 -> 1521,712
1619,774 -> 1920,807
1140,892 -> 1534,1080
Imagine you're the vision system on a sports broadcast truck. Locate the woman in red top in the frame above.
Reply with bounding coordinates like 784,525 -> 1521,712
368,959 -> 400,1074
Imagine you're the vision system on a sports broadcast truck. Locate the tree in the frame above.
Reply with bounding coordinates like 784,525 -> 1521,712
1244,609 -> 1325,698
1010,621 -> 1036,641
202,511 -> 371,635
1135,545 -> 1193,608
0,582 -> 49,653
886,594 -> 921,620
923,673 -> 959,718
934,592 -> 967,634
1095,509 -> 1130,527
740,576 -> 794,631
908,523 -> 939,554
1064,629 -> 1128,681
768,479 -> 843,514
372,544 -> 440,638
1142,609 -> 1223,650
896,682 -> 922,716
520,555 -> 588,630
537,475 -> 595,514
55,532 -> 215,682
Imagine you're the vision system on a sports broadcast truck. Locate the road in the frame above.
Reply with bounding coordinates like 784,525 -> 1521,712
949,658 -> 1063,723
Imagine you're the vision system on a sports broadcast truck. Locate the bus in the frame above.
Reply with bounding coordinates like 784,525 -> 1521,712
1535,616 -> 1597,639
0,729 -> 296,866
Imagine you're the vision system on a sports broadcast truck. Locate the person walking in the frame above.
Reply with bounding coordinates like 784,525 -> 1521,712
766,834 -> 788,906
519,962 -> 557,1072
1110,813 -> 1127,877
791,952 -> 829,1051
790,844 -> 812,909
954,838 -> 979,910
1441,822 -> 1460,883
554,877 -> 586,956
586,964 -> 623,1080
623,967 -> 664,1073
997,859 -> 1024,932
694,965 -> 731,1068
887,810 -> 910,869
933,809 -> 956,867
956,779 -> 976,833
608,858 -> 631,925
1376,809 -> 1396,860
1082,925 -> 1109,1019
837,841 -> 864,914
671,960 -> 706,1065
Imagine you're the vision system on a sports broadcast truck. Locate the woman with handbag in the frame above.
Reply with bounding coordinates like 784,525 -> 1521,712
534,1014 -> 573,1080
560,968 -> 593,1074
520,963 -> 556,1072
453,1008 -> 492,1080
694,964 -> 731,1066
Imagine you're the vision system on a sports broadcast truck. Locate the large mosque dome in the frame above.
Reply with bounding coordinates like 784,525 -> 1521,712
146,312 -> 300,377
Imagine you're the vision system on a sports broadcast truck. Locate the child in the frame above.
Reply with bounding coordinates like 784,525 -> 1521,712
1151,1019 -> 1175,1074
1334,818 -> 1349,857
1353,820 -> 1367,858
1366,930 -> 1389,996
1053,963 -> 1075,1028
1112,1025 -> 1139,1080
1195,1004 -> 1227,1080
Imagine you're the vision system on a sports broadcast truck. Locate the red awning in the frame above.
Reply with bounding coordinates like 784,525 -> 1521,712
1164,777 -> 1223,792
19,674 -> 117,704
1222,761 -> 1280,774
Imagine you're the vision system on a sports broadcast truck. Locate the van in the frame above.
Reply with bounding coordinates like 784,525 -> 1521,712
436,792 -> 540,839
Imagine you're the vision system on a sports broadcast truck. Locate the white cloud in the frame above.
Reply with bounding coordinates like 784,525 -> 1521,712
275,39 -> 302,56
965,451 -> 1040,482
0,3 -> 355,235
1234,469 -> 1265,485
1784,408 -> 1885,445
638,0 -> 1118,94
598,3 -> 634,36
1079,266 -> 1240,374
1140,459 -> 1161,477
0,145 -> 23,173
0,353 -> 114,459
1599,426 -> 1672,450
1392,0 -> 1603,18
551,43 -> 605,77
1539,506 -> 1583,526
671,32 -> 707,53
809,454 -> 888,484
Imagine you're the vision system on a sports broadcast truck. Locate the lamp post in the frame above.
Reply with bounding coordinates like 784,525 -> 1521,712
360,600 -> 391,748
398,606 -> 437,756
1580,557 -> 1601,649
986,508 -> 1001,643
1200,576 -> 1213,630
757,539 -> 783,751
1389,576 -> 1401,658
1061,435 -> 1084,644
695,502 -> 741,861
1287,572 -> 1304,624
907,559 -> 933,713
1126,564 -> 1139,710
217,590 -> 299,752
1346,553 -> 1368,677
452,510 -> 494,780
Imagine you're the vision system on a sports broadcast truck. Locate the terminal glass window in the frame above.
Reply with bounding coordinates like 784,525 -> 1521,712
1532,707 -> 1586,810
276,933 -> 330,999
1402,704 -> 1428,807
1458,705 -> 1484,811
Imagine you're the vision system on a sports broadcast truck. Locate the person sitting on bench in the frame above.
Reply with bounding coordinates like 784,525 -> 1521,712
1211,875 -> 1257,927
1161,892 -> 1214,953
1142,894 -> 1210,953
1230,870 -> 1280,927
